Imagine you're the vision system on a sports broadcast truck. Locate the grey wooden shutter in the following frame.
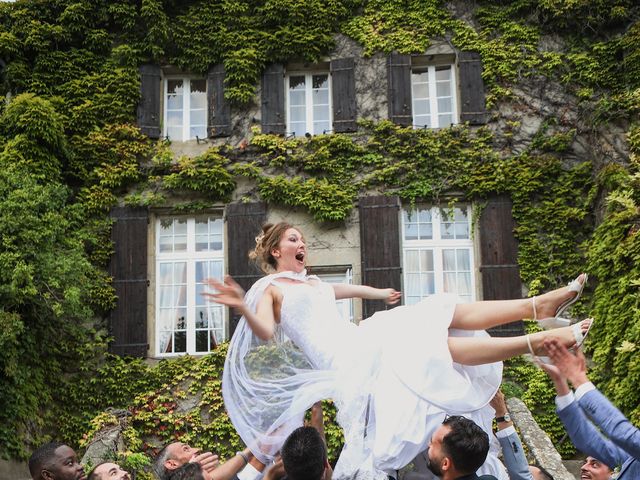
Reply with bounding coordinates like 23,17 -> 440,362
458,51 -> 487,125
479,196 -> 524,336
109,206 -> 149,357
387,53 -> 412,126
359,195 -> 403,318
137,64 -> 162,139
330,57 -> 357,133
226,202 -> 267,336
261,64 -> 285,135
207,64 -> 231,137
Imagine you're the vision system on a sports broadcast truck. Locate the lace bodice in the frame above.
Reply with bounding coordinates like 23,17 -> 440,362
273,279 -> 355,370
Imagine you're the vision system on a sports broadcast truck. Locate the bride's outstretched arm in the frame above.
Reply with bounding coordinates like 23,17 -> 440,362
332,283 -> 401,304
205,276 -> 276,340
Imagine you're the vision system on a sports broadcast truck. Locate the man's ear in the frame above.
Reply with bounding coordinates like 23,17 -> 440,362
164,459 -> 180,470
441,457 -> 453,472
42,469 -> 55,480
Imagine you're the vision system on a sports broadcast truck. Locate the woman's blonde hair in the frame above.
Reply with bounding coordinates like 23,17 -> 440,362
249,222 -> 295,273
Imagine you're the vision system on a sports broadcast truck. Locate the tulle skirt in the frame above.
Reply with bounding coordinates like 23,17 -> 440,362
223,292 -> 506,480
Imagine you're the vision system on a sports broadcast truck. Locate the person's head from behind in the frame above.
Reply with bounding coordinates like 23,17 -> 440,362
153,442 -> 200,479
579,456 -> 612,480
529,464 -> 554,480
427,415 -> 489,478
87,462 -> 131,480
281,426 -> 328,480
251,222 -> 307,274
166,462 -> 211,480
29,442 -> 86,480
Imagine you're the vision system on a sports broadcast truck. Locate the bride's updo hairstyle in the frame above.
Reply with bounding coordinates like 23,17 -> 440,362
250,222 -> 294,273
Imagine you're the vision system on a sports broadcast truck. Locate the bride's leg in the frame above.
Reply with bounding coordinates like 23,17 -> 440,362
450,274 -> 586,330
447,322 -> 588,366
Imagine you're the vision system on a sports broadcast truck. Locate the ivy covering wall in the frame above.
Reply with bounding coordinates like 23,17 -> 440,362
0,0 -> 638,468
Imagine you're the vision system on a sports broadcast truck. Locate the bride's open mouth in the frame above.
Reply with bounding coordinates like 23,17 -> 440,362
295,252 -> 305,263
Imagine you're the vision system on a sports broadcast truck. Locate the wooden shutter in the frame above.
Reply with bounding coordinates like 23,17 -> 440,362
137,64 -> 161,139
226,202 -> 267,336
330,57 -> 357,133
387,53 -> 412,126
207,64 -> 231,137
479,196 -> 524,336
261,64 -> 285,135
109,206 -> 149,356
359,195 -> 403,318
458,51 -> 487,125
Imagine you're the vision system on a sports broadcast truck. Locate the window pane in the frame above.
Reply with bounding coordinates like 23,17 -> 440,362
437,97 -> 452,113
190,109 -> 206,126
175,308 -> 187,329
457,249 -> 471,270
167,94 -> 183,110
313,89 -> 329,105
289,90 -> 305,106
404,222 -> 418,240
443,249 -> 456,270
167,127 -> 182,141
291,122 -> 306,137
191,78 -> 206,93
196,330 -> 208,351
413,82 -> 429,99
167,79 -> 183,95
414,115 -> 430,128
174,331 -> 186,353
420,250 -> 434,271
436,81 -> 451,97
289,75 -> 305,90
312,74 -> 328,89
435,66 -> 451,81
290,105 -> 306,122
412,71 -> 428,83
438,114 -> 453,127
454,222 -> 469,239
457,272 -> 471,295
413,99 -> 430,116
418,223 -> 432,240
313,121 -> 330,135
405,250 -> 419,270
422,273 -> 435,295
174,234 -> 187,251
313,105 -> 330,121
190,125 -> 207,139
159,235 -> 173,253
174,219 -> 187,234
167,110 -> 182,126
406,273 -> 421,296
443,272 -> 456,292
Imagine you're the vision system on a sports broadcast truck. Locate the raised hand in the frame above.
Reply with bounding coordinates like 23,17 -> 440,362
190,451 -> 219,473
204,276 -> 246,311
383,288 -> 402,305
543,338 -> 589,388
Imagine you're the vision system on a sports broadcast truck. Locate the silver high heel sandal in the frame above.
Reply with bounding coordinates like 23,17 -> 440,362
527,318 -> 594,364
531,274 -> 588,330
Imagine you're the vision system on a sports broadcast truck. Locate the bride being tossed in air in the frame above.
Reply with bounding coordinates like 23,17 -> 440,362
206,222 -> 590,480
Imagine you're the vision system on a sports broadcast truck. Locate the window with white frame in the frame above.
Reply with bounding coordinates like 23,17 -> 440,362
286,72 -> 331,137
164,78 -> 207,141
316,267 -> 355,323
155,215 -> 224,356
411,64 -> 458,129
402,205 -> 474,304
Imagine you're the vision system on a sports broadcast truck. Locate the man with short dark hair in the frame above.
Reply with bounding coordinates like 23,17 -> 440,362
86,462 -> 131,480
281,426 -> 330,480
29,442 -> 87,480
426,416 -> 497,480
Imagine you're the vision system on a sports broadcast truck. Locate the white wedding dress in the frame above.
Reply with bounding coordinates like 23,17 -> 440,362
222,271 -> 507,479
